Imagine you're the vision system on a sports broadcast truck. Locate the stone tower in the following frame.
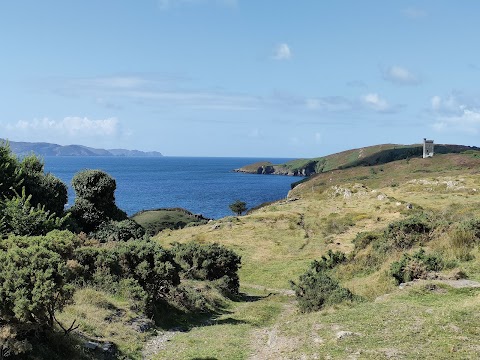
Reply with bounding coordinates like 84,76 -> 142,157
423,138 -> 434,158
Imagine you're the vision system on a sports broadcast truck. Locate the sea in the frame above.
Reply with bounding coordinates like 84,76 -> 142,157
43,157 -> 297,219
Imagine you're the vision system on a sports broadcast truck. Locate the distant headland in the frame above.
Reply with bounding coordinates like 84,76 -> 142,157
0,139 -> 163,157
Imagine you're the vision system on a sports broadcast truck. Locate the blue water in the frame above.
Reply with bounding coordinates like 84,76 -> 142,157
43,157 -> 296,219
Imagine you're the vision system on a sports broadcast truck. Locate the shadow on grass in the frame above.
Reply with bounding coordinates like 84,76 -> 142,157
152,291 -> 270,332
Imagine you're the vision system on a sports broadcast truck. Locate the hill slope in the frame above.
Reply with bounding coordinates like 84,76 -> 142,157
235,143 -> 479,176
150,151 -> 480,359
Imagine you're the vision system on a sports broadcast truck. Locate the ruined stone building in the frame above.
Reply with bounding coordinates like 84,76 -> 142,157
423,138 -> 434,158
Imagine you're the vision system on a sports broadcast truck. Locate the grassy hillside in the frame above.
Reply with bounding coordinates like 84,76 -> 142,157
149,152 -> 480,359
236,143 -> 479,176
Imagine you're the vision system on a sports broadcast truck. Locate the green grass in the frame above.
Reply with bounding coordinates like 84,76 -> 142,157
132,208 -> 208,235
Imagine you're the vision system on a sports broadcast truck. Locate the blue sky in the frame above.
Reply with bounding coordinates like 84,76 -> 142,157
1,1 -> 479,157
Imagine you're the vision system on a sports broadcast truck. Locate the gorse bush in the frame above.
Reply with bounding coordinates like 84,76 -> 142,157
172,242 -> 242,296
1,189 -> 69,236
389,249 -> 444,284
0,244 -> 74,329
290,260 -> 356,313
92,219 -> 145,242
73,239 -> 181,313
369,214 -> 433,254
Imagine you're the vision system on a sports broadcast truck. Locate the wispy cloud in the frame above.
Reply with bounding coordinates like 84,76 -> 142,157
1,117 -> 120,144
382,65 -> 420,85
402,7 -> 427,19
273,43 -> 292,60
430,93 -> 480,134
305,96 -> 353,112
158,0 -> 237,10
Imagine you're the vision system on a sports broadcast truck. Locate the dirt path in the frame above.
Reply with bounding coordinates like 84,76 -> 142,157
241,283 -> 295,297
248,300 -> 298,360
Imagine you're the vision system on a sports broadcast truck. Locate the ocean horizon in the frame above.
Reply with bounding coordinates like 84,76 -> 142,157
43,156 -> 297,219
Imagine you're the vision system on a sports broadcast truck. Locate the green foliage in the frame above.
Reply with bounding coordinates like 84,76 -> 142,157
229,200 -> 247,216
1,230 -> 81,261
389,249 -> 444,284
1,189 -> 69,236
70,170 -> 127,232
352,231 -> 381,251
172,242 -> 242,296
314,250 -> 347,271
373,214 -> 432,252
18,155 -> 68,215
290,261 -> 356,313
92,219 -> 145,242
0,244 -> 74,329
0,143 -> 22,198
74,240 -> 181,312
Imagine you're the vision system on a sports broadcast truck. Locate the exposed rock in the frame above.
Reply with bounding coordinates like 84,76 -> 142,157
406,203 -> 413,209
336,331 -> 360,340
84,341 -> 99,350
129,317 -> 154,333
211,224 -> 221,230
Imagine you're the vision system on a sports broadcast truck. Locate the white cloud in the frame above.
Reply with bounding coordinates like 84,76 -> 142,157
273,43 -> 292,60
2,117 -> 120,143
362,93 -> 391,112
430,94 -> 480,134
402,7 -> 427,19
383,65 -> 420,85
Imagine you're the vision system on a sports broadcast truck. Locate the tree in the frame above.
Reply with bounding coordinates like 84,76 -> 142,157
69,170 -> 127,232
229,200 -> 247,216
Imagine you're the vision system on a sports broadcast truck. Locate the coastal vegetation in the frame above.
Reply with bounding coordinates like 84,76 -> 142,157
1,142 -> 480,359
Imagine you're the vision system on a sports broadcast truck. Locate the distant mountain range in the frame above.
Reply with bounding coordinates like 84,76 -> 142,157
0,139 -> 163,157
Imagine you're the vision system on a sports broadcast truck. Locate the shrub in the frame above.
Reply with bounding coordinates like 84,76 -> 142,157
92,219 -> 145,242
70,170 -> 127,232
389,249 -> 444,284
376,214 -> 432,252
353,231 -> 381,251
0,245 -> 74,329
314,250 -> 346,271
1,230 -> 81,261
290,261 -> 356,313
115,240 -> 181,301
1,189 -> 69,236
172,242 -> 242,296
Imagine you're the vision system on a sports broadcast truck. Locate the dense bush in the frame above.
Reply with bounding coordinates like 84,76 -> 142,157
73,240 -> 181,311
352,231 -> 381,251
389,249 -> 444,284
0,146 -> 68,236
290,260 -> 356,313
18,155 -> 68,215
1,190 -> 69,236
92,219 -> 145,242
172,242 -> 242,296
1,230 -> 81,261
0,244 -> 74,329
70,170 -> 127,232
115,240 -> 181,301
370,214 -> 433,253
